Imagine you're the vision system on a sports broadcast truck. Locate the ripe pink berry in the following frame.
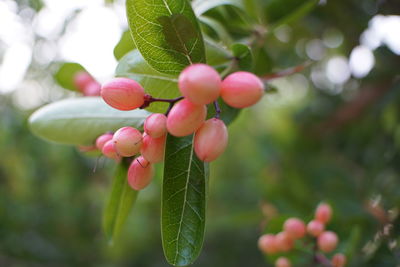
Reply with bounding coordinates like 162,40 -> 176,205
318,231 -> 338,252
275,232 -> 294,252
95,133 -> 114,150
102,140 -> 119,160
166,99 -> 207,137
140,134 -> 166,163
83,81 -> 101,96
307,220 -> 325,237
284,218 -> 306,239
74,71 -> 95,92
221,71 -> 264,108
194,118 -> 228,162
113,127 -> 142,157
258,234 -> 278,254
275,257 -> 291,267
78,145 -> 97,152
178,64 -> 221,105
332,253 -> 347,267
144,113 -> 167,138
127,156 -> 154,190
315,203 -> 333,224
101,77 -> 145,110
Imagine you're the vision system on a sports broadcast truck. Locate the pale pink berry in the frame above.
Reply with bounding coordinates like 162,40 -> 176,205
78,145 -> 97,152
307,220 -> 325,237
221,71 -> 264,108
101,77 -> 145,110
318,231 -> 338,252
74,71 -> 95,92
258,234 -> 278,254
166,99 -> 207,137
178,64 -> 221,105
113,127 -> 142,157
140,134 -> 166,163
332,253 -> 347,267
102,140 -> 119,160
315,203 -> 333,224
275,231 -> 294,252
127,156 -> 154,190
83,81 -> 101,96
284,218 -> 306,239
144,113 -> 167,138
275,257 -> 291,267
194,118 -> 228,162
95,133 -> 114,150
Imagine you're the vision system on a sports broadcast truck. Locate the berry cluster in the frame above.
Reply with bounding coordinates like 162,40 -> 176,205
91,64 -> 264,191
73,71 -> 101,96
258,203 -> 346,267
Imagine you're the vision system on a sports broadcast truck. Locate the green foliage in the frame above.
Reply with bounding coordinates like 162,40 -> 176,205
114,30 -> 136,60
162,134 -> 207,266
29,97 -> 149,145
54,62 -> 86,91
231,43 -> 253,71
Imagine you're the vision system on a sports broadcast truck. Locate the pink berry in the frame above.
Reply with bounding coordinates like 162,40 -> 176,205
221,71 -> 264,108
140,134 -> 166,163
315,203 -> 333,224
332,253 -> 347,267
144,113 -> 167,138
178,64 -> 221,105
275,232 -> 294,252
258,234 -> 278,254
83,81 -> 101,96
127,156 -> 154,190
102,140 -> 120,160
113,127 -> 142,157
78,145 -> 97,152
307,220 -> 325,237
95,133 -> 114,150
74,71 -> 95,92
284,218 -> 306,239
275,257 -> 291,267
318,231 -> 338,252
194,118 -> 228,162
101,77 -> 145,110
166,99 -> 207,137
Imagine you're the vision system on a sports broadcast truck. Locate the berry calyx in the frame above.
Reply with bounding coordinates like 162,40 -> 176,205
166,99 -> 207,137
178,64 -> 221,105
194,118 -> 228,162
318,231 -> 338,252
140,134 -> 166,163
221,71 -> 264,108
102,139 -> 119,160
95,133 -> 114,150
127,156 -> 154,190
332,253 -> 347,267
101,77 -> 145,110
307,220 -> 325,237
284,218 -> 306,239
315,203 -> 333,224
113,127 -> 142,157
144,113 -> 167,138
258,234 -> 278,254
275,257 -> 291,267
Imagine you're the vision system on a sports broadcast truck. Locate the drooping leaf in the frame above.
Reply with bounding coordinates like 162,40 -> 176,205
115,50 -> 180,114
103,160 -> 138,244
54,62 -> 86,91
162,134 -> 207,266
29,97 -> 150,146
192,0 -> 244,16
114,30 -> 136,60
126,0 -> 205,75
231,43 -> 253,71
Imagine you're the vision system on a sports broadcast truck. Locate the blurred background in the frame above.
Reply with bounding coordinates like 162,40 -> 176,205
1,0 -> 400,266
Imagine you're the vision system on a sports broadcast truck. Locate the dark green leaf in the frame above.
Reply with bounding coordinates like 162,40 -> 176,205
199,16 -> 232,45
126,0 -> 205,75
231,43 -> 253,71
162,134 -> 207,266
103,160 -> 139,244
29,97 -> 150,146
207,98 -> 240,126
114,30 -> 136,60
192,0 -> 244,16
54,62 -> 86,91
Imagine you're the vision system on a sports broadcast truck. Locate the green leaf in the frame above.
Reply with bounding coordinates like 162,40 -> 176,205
115,50 -> 180,114
126,0 -> 205,75
114,30 -> 136,60
231,43 -> 253,71
207,98 -> 240,126
54,62 -> 86,91
103,160 -> 139,244
29,97 -> 150,146
192,0 -> 244,16
162,134 -> 207,266
199,16 -> 232,45
204,37 -> 232,68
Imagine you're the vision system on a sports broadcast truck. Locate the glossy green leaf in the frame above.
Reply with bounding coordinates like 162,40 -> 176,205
103,160 -> 138,244
162,134 -> 207,267
114,30 -> 136,60
29,97 -> 150,146
231,43 -> 253,71
54,62 -> 86,91
126,0 -> 205,75
115,50 -> 180,114
192,0 -> 244,16
204,37 -> 232,68
207,98 -> 240,126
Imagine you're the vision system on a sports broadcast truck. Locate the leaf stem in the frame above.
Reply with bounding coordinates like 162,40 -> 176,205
213,101 -> 221,119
